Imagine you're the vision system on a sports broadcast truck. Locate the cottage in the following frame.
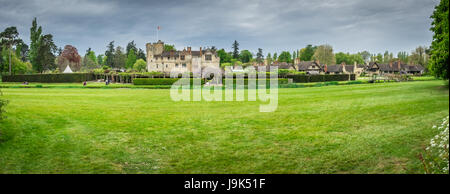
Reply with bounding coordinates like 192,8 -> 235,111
366,61 -> 425,75
295,61 -> 323,74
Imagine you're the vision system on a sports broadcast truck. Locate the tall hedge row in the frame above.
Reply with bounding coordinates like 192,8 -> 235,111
286,74 -> 354,83
2,73 -> 96,83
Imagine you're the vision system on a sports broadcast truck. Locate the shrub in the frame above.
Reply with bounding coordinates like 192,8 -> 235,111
0,90 -> 7,121
420,116 -> 449,174
2,73 -> 96,83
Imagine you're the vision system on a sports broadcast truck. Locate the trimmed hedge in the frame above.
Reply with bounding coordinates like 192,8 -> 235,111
133,78 -> 205,85
2,73 -> 95,83
222,78 -> 289,85
133,78 -> 288,86
286,74 -> 354,83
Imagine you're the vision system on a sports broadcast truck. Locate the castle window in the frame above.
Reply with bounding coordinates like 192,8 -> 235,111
156,64 -> 159,68
205,54 -> 212,61
182,64 -> 186,68
181,55 -> 185,60
175,64 -> 179,68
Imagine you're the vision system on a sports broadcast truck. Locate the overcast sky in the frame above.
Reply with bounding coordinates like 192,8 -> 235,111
0,0 -> 440,56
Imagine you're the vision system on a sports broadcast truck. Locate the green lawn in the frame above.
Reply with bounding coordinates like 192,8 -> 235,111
0,81 -> 448,173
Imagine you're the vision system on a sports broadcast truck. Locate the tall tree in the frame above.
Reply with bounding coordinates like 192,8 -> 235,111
239,50 -> 253,63
105,41 -> 115,68
312,44 -> 335,65
0,26 -> 22,74
299,44 -> 316,61
409,46 -> 429,66
29,18 -> 42,70
126,40 -> 137,55
397,51 -> 409,63
15,40 -> 29,62
256,48 -> 264,64
97,54 -> 104,65
429,0 -> 449,79
217,49 -> 232,64
136,48 -> 146,61
292,51 -> 296,63
266,53 -> 272,65
278,51 -> 292,63
359,51 -> 371,62
273,53 -> 278,62
232,40 -> 239,59
383,50 -> 390,63
126,48 -> 137,69
113,46 -> 126,69
35,34 -> 57,73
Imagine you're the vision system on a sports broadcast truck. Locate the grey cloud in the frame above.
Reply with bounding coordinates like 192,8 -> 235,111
0,0 -> 439,56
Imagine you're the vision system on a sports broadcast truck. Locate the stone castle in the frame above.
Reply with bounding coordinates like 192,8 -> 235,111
146,40 -> 220,73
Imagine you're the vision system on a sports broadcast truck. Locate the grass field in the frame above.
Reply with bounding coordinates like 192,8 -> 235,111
0,80 -> 448,173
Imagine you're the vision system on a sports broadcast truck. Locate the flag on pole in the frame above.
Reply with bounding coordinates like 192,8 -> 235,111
156,26 -> 160,41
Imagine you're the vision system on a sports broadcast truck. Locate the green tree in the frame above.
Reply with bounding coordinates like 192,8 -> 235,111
239,50 -> 252,63
0,26 -> 23,75
299,44 -> 316,61
136,48 -> 146,61
397,51 -> 409,63
376,53 -> 383,63
232,40 -> 239,59
429,0 -> 449,79
126,48 -> 137,69
278,51 -> 292,63
217,49 -> 232,64
126,41 -> 137,55
105,41 -> 115,68
85,48 -> 97,64
266,53 -> 272,65
133,59 -> 147,72
256,48 -> 264,63
29,18 -> 42,71
1,47 -> 32,74
35,34 -> 57,72
335,52 -> 349,64
359,51 -> 371,62
113,46 -> 126,69
164,44 -> 175,51
409,46 -> 429,66
97,54 -> 104,65
273,53 -> 278,62
292,51 -> 296,62
312,44 -> 335,65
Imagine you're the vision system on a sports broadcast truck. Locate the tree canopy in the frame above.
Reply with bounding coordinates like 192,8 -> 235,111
429,0 -> 449,79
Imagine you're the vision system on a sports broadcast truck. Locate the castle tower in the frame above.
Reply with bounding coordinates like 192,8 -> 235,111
146,40 -> 164,62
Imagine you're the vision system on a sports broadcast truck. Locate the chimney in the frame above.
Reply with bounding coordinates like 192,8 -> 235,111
389,61 -> 393,69
187,47 -> 191,54
199,47 -> 202,56
324,64 -> 328,73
